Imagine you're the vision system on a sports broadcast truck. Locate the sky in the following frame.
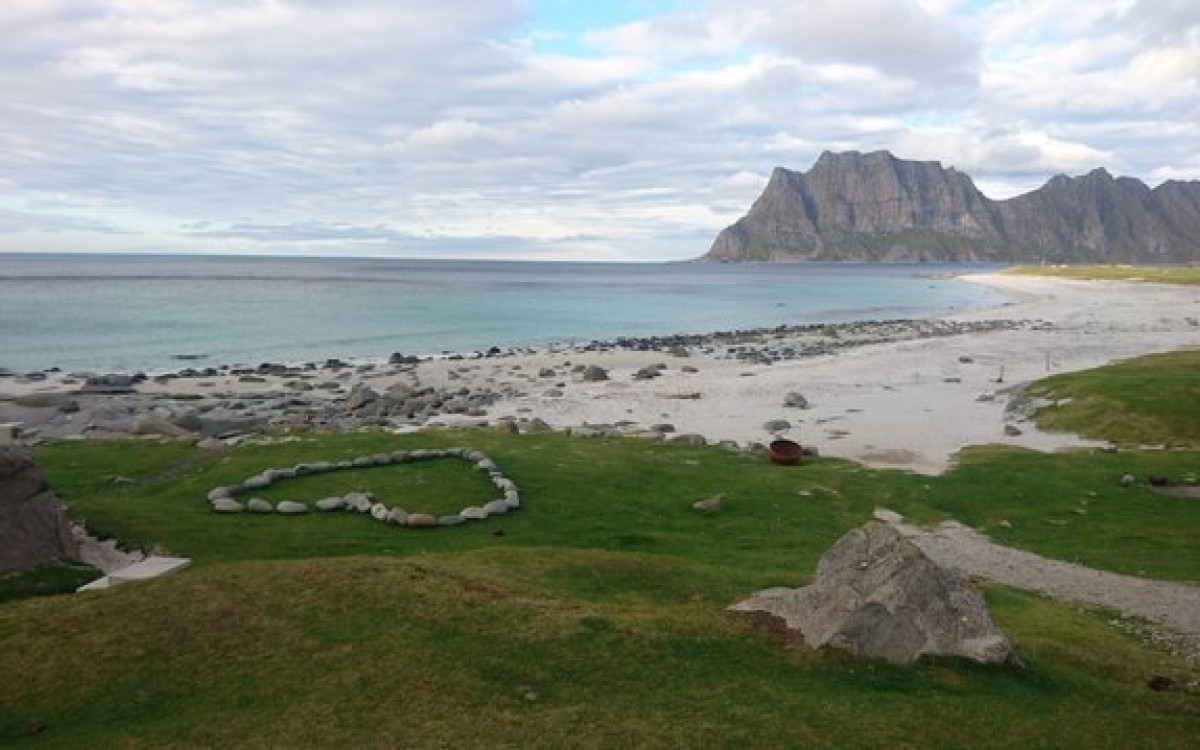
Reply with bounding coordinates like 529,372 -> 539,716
0,0 -> 1197,261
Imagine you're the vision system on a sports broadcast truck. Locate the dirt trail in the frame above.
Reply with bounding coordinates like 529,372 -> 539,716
875,509 -> 1200,661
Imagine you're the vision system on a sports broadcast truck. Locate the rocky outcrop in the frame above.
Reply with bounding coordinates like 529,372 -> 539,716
0,447 -> 78,573
730,521 -> 1016,665
704,150 -> 1200,263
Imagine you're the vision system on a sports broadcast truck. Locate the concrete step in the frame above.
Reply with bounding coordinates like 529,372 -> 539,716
77,556 -> 191,592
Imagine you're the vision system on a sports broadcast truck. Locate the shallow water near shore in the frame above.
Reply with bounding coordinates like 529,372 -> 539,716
0,254 -> 1009,372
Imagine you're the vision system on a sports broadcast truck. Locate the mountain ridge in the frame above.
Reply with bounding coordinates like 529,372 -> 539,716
701,151 -> 1200,263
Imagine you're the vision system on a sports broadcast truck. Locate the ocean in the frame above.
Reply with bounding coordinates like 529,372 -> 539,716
0,254 -> 1010,373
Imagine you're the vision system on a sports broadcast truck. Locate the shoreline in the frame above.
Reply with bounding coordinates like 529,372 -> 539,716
2,273 -> 1198,474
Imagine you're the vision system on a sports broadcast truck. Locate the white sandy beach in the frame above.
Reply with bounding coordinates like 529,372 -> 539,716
415,273 -> 1199,473
3,273 -> 1197,474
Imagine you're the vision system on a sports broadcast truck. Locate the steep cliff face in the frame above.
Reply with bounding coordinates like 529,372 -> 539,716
703,151 -> 1200,263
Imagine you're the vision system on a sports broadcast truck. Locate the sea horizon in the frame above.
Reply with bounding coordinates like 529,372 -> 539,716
0,253 -> 1011,374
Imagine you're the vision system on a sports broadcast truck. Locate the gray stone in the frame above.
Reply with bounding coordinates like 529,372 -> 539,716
211,498 -> 244,513
80,373 -> 139,394
666,433 -> 706,446
580,365 -> 609,382
14,393 -> 77,409
345,383 -> 380,411
763,419 -> 791,433
369,503 -> 389,521
242,475 -> 272,490
246,498 -> 273,513
437,515 -> 467,527
406,513 -> 437,528
315,497 -> 345,511
691,494 -> 726,514
483,499 -> 510,516
276,500 -> 309,515
503,492 -> 521,509
387,507 -> 409,525
783,392 -> 810,409
524,418 -> 554,433
207,487 -> 234,502
1120,473 -> 1137,487
1004,424 -> 1023,436
493,418 -> 521,434
730,521 -> 1017,665
0,447 -> 79,573
83,403 -> 136,433
460,506 -> 488,520
173,412 -> 266,438
343,492 -> 373,513
0,423 -> 22,446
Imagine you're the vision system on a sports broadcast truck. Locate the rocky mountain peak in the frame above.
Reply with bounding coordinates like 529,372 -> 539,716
702,150 -> 1200,263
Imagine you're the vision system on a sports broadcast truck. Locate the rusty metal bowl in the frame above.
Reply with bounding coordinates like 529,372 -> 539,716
768,438 -> 803,466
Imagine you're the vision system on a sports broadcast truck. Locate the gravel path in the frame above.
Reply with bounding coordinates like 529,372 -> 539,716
875,509 -> 1200,662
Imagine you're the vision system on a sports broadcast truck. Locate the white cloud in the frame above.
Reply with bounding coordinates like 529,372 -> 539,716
715,0 -> 979,85
0,0 -> 1195,260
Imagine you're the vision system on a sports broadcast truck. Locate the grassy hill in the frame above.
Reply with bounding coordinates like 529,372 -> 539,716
2,353 -> 1198,747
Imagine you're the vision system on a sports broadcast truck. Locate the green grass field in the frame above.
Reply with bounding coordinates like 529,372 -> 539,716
1024,349 -> 1200,448
1,352 -> 1198,747
1006,265 -> 1200,285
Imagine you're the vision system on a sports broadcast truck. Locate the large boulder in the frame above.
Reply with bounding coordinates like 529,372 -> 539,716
730,521 -> 1016,665
0,447 -> 79,573
580,365 -> 609,382
344,383 -> 380,412
171,410 -> 266,438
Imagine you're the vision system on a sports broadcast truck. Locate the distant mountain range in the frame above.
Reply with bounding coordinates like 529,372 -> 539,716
701,150 -> 1200,263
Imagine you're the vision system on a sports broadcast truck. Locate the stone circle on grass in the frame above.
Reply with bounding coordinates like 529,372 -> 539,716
206,447 -> 520,529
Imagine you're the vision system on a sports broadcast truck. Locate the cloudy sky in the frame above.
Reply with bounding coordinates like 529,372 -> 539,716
1,0 -> 1197,261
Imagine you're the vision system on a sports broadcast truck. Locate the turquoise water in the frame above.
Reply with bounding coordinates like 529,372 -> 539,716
0,254 -> 1009,373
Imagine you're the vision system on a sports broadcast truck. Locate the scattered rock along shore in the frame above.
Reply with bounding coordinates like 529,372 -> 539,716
0,316 -> 1038,448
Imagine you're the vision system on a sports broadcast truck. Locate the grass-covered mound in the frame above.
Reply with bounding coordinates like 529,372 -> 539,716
2,349 -> 1199,747
1,552 -> 1195,748
1007,265 -> 1200,285
1025,349 -> 1200,448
